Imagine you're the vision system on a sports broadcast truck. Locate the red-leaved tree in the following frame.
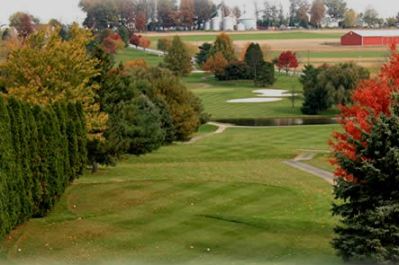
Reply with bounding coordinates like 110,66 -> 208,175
102,32 -> 125,54
129,34 -> 141,48
330,46 -> 399,263
139,37 -> 151,50
277,51 -> 299,75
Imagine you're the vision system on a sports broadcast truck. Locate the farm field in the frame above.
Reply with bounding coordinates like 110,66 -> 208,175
145,31 -> 343,43
0,124 -> 340,265
139,30 -> 392,72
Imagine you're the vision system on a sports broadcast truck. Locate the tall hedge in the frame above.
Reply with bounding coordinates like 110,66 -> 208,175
0,97 -> 87,238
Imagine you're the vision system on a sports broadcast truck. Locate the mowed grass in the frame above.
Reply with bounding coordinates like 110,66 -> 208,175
1,125 -> 340,265
148,31 -> 342,43
115,48 -> 163,66
185,72 -> 337,120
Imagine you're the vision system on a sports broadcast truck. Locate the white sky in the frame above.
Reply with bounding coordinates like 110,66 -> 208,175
1,0 -> 399,26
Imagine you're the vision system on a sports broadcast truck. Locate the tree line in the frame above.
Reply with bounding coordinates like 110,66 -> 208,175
259,0 -> 399,29
0,98 -> 86,238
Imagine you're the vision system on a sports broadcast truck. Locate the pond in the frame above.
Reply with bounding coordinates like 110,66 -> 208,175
215,117 -> 338,127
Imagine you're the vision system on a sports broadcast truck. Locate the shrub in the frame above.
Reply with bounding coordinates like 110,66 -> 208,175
255,62 -> 276,87
215,61 -> 251,81
195,43 -> 212,66
203,51 -> 228,75
157,37 -> 172,52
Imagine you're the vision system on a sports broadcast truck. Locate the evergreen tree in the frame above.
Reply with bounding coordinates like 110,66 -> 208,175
300,64 -> 332,115
23,103 -> 41,216
43,108 -> 63,208
53,103 -> 71,189
7,98 -> 30,223
0,97 -> 13,237
255,62 -> 276,87
195,43 -> 213,67
66,104 -> 80,179
330,49 -> 399,264
74,103 -> 88,175
163,36 -> 193,76
244,43 -> 265,81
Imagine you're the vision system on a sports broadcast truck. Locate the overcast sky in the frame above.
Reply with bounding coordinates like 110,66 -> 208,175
1,0 -> 399,26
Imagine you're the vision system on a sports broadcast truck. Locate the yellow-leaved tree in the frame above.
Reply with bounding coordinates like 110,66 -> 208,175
0,23 -> 108,140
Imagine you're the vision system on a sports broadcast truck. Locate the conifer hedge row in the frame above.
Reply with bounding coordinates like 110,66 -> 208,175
0,97 -> 87,238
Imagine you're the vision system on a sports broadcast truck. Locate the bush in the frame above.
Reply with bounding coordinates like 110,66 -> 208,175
157,37 -> 172,52
301,63 -> 369,115
195,43 -> 212,66
255,61 -> 276,87
0,97 -> 86,238
215,61 -> 251,81
148,68 -> 202,141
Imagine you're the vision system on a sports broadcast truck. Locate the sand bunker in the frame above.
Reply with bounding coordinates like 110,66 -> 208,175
227,98 -> 283,103
254,89 -> 291,97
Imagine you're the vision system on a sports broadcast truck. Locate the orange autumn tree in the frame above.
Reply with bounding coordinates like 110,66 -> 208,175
0,24 -> 108,140
330,46 -> 399,264
203,51 -> 228,75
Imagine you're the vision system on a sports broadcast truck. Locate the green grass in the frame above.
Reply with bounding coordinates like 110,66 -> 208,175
185,72 -> 338,120
306,153 -> 335,172
0,125 -> 341,265
115,48 -> 164,66
148,31 -> 342,43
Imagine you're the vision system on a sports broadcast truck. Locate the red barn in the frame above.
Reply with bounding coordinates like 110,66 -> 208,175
341,30 -> 399,46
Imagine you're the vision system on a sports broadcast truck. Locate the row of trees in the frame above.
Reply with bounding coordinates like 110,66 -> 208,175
79,0 -> 221,32
198,34 -> 275,86
0,98 -> 86,238
259,0 -> 399,29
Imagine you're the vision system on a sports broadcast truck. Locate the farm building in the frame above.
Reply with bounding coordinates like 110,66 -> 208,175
341,30 -> 399,46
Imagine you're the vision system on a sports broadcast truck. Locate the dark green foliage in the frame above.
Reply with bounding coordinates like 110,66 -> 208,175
301,63 -> 369,115
244,43 -> 264,80
117,26 -> 130,46
111,96 -> 165,155
255,62 -> 276,87
301,65 -> 332,115
215,61 -> 251,81
195,43 -> 212,66
332,110 -> 399,264
74,103 -> 88,175
7,98 -> 32,222
0,97 -> 87,237
0,97 -> 14,238
66,103 -> 81,178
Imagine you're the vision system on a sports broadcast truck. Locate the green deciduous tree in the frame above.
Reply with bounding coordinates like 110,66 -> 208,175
164,36 -> 192,76
301,63 -> 369,115
211,33 -> 236,63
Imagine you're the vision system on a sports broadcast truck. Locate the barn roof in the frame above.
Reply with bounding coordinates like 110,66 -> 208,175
351,30 -> 399,37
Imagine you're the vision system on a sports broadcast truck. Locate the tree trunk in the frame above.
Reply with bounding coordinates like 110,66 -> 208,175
91,161 -> 98,174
